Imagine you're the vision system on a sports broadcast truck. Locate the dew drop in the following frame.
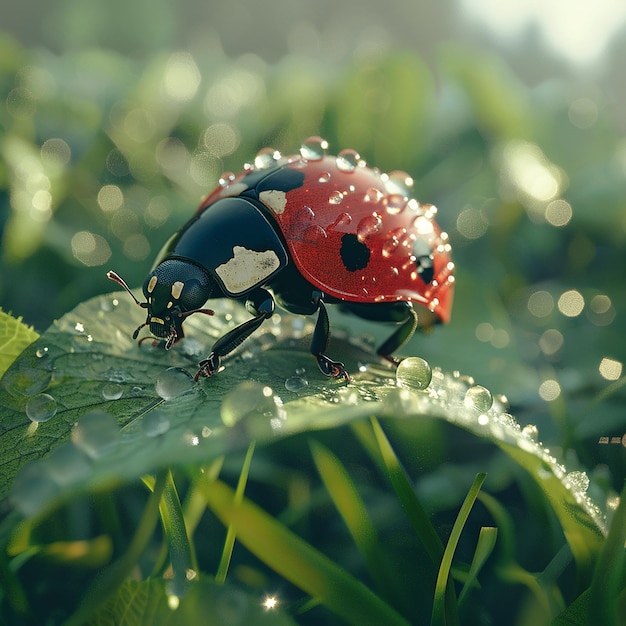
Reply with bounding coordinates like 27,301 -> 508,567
142,410 -> 171,437
364,187 -> 384,203
336,148 -> 360,172
464,385 -> 493,412
254,147 -> 279,170
107,369 -> 131,383
36,347 -> 49,359
220,381 -> 283,428
303,224 -> 327,243
285,376 -> 309,392
71,410 -> 120,459
218,171 -> 235,187
155,367 -> 194,400
328,190 -> 344,205
102,383 -> 124,400
46,442 -> 90,486
300,136 -> 328,160
357,213 -> 383,241
385,170 -> 414,196
382,236 -> 400,258
396,357 -> 432,390
3,366 -> 52,397
25,393 -> 57,423
522,424 -> 539,441
565,470 -> 590,494
384,194 -> 408,215
318,171 -> 331,183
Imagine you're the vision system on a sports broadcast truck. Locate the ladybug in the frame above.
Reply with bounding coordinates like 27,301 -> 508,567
108,137 -> 454,382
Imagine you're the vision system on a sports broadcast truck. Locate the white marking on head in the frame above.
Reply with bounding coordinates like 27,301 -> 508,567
147,275 -> 158,293
171,280 -> 184,300
215,246 -> 280,294
259,189 -> 287,214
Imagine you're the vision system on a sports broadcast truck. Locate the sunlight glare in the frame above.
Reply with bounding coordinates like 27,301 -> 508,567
459,0 -> 626,65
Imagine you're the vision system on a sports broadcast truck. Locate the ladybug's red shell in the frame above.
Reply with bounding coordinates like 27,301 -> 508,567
200,152 -> 454,324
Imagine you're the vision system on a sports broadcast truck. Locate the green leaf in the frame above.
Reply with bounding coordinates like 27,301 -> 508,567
0,292 -> 607,576
87,578 -> 170,626
0,309 -> 39,379
88,578 -> 298,626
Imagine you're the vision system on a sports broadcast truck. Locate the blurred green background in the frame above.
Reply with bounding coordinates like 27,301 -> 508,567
1,1 -> 625,487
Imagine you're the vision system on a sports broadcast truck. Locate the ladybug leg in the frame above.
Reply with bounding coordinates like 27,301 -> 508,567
310,292 -> 349,382
376,304 -> 419,365
194,289 -> 274,381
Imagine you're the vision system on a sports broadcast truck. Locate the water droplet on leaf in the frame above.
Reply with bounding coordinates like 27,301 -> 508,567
285,376 -> 308,392
71,410 -> 120,458
522,424 -> 539,441
155,367 -> 194,400
102,383 -> 124,400
396,357 -> 432,390
464,385 -> 493,412
142,410 -> 171,437
220,381 -> 283,429
3,365 -> 52,397
25,393 -> 57,423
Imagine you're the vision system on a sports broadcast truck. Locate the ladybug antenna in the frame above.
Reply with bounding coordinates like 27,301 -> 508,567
107,270 -> 147,308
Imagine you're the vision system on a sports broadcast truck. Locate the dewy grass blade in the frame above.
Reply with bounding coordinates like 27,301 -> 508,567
156,469 -> 197,592
201,478 -> 411,626
431,472 -> 487,626
368,417 -> 444,565
588,481 -> 626,626
310,439 -> 401,607
458,526 -> 497,605
215,441 -> 256,584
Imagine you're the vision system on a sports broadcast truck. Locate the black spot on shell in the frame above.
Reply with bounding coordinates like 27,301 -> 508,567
340,233 -> 370,271
413,239 -> 434,283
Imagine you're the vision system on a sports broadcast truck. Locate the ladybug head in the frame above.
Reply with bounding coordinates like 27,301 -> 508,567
107,260 -> 215,349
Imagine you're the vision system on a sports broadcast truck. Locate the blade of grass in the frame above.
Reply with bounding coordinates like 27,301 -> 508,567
431,472 -> 487,626
367,417 -> 444,565
364,418 -> 459,622
215,441 -> 255,584
62,470 -> 167,626
143,469 -> 197,596
478,491 -> 567,616
588,481 -> 626,626
457,526 -> 497,605
309,439 -> 402,608
200,477 -> 411,626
